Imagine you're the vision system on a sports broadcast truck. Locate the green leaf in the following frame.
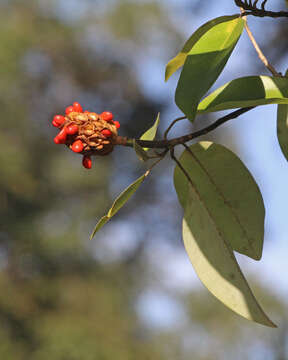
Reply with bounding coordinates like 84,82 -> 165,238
133,140 -> 149,162
277,104 -> 288,161
175,16 -> 244,121
90,216 -> 110,236
198,76 -> 288,113
165,15 -> 239,81
276,71 -> 288,161
174,142 -> 265,260
182,187 -> 276,327
140,113 -> 160,151
90,173 -> 148,239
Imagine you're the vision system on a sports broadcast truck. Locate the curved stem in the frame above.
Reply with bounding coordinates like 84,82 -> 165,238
116,107 -> 254,150
164,116 -> 186,140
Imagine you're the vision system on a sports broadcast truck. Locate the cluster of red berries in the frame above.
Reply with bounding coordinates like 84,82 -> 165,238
52,102 -> 120,169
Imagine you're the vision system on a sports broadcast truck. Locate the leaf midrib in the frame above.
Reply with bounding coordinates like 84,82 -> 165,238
183,147 -> 256,257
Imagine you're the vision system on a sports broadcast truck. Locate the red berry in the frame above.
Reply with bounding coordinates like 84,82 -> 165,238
71,140 -> 84,153
73,102 -> 83,113
54,136 -> 62,144
82,155 -> 92,169
52,119 -> 60,127
65,106 -> 74,115
66,123 -> 79,135
84,110 -> 90,114
52,115 -> 65,127
113,121 -> 120,129
101,129 -> 112,137
101,111 -> 114,122
57,127 -> 67,142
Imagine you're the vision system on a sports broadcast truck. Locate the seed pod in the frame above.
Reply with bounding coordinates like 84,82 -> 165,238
64,111 -> 118,156
83,129 -> 94,136
52,105 -> 119,157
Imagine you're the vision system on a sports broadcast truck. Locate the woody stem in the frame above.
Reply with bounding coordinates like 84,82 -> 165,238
115,107 -> 254,149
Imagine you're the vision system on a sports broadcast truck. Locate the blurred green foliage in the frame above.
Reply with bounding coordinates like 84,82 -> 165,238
0,0 -> 168,358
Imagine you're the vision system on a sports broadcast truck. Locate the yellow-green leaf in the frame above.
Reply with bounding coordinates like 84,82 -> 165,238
182,188 -> 276,327
174,142 -> 265,260
90,216 -> 110,236
198,76 -> 288,113
175,16 -> 244,121
140,113 -> 160,151
165,15 -> 239,81
90,173 -> 148,239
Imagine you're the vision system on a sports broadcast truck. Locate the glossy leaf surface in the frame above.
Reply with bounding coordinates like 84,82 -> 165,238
198,76 -> 288,113
165,15 -> 239,81
140,113 -> 160,151
175,16 -> 244,121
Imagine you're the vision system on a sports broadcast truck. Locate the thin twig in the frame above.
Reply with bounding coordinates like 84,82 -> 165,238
145,150 -> 169,176
115,107 -> 255,150
164,116 -> 186,140
242,13 -> 282,77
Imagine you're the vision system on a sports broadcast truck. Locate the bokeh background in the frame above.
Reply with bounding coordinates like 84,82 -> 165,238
1,0 -> 288,359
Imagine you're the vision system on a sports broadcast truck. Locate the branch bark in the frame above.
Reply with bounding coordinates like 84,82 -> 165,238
115,107 -> 255,150
235,0 -> 288,18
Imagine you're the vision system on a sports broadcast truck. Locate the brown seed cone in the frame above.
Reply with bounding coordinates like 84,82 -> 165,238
62,112 -> 118,156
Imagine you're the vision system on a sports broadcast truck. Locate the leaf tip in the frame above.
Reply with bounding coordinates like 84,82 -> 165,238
165,68 -> 171,82
258,317 -> 278,328
269,321 -> 278,329
89,230 -> 96,241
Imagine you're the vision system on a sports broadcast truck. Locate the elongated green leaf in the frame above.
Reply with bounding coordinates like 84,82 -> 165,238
165,15 -> 239,81
133,140 -> 149,162
174,142 -> 265,260
277,104 -> 288,161
90,173 -> 148,239
91,216 -> 110,236
140,113 -> 160,151
198,76 -> 288,113
175,17 -> 244,121
182,188 -> 276,327
276,71 -> 288,161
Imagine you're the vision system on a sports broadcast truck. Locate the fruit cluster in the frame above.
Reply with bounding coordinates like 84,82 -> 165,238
52,102 -> 120,169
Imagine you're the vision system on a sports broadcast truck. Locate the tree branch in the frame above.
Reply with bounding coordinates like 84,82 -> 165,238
115,107 -> 255,150
235,0 -> 288,18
